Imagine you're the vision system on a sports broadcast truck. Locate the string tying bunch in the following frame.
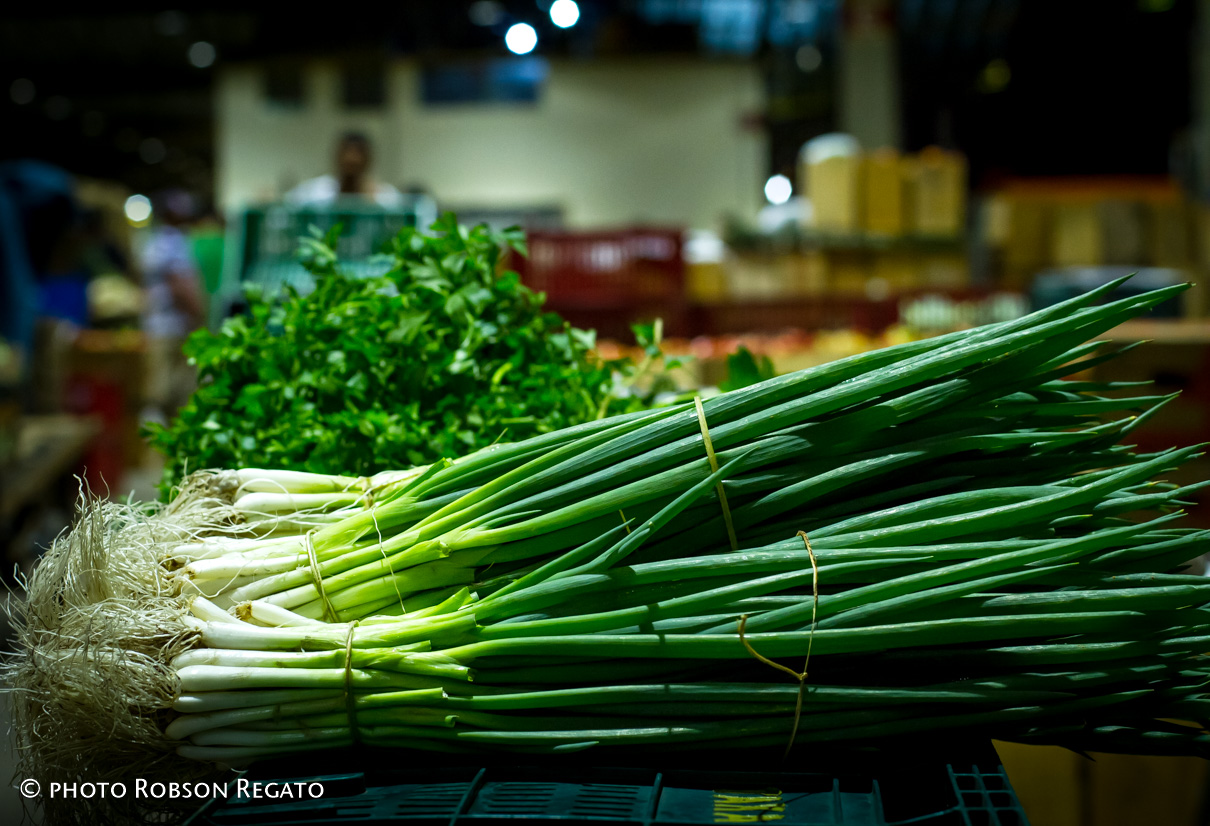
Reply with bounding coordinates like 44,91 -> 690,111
304,531 -> 340,623
694,396 -> 739,551
738,530 -> 819,757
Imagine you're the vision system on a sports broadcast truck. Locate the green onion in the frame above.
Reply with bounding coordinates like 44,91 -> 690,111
11,279 -> 1210,799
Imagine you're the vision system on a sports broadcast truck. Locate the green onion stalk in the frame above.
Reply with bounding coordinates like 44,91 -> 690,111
8,279 -> 1209,805
167,486 -> 1210,763
166,279 -> 1190,618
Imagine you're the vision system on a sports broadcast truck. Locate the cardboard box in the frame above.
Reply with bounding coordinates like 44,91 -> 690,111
910,147 -> 966,237
1099,201 -> 1147,265
1050,203 -> 1103,266
686,262 -> 727,304
804,154 -> 862,234
1002,199 -> 1051,272
997,742 -> 1209,826
1146,200 -> 1194,267
982,194 -> 1013,247
861,149 -> 905,237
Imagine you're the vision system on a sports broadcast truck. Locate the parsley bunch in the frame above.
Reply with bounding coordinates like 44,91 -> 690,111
149,214 -> 638,491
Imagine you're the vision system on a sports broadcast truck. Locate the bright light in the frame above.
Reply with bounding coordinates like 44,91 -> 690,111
764,174 -> 792,205
188,41 -> 216,68
550,0 -> 580,28
124,194 -> 152,225
505,23 -> 538,55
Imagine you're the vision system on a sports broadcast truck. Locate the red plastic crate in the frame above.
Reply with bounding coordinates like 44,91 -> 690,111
513,229 -> 686,310
62,376 -> 125,494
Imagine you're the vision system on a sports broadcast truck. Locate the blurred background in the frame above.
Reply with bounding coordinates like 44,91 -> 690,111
1,3 -> 1209,819
5,0 -> 1210,570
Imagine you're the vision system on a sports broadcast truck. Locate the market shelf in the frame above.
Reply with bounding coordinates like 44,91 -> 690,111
726,227 -> 968,255
1107,319 -> 1210,345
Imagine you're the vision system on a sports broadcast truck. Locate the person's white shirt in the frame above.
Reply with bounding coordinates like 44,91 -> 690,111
140,224 -> 200,340
285,175 -> 407,208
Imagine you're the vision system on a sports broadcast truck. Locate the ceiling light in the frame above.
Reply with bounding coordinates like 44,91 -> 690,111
505,23 -> 538,55
124,195 -> 152,225
764,174 -> 792,205
550,0 -> 581,28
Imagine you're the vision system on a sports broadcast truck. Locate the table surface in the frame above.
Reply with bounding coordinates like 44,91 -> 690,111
1109,319 -> 1210,344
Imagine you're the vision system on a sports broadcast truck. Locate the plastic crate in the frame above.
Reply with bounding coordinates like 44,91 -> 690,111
185,745 -> 1027,826
514,229 -> 686,310
1029,266 -> 1185,318
211,198 -> 437,327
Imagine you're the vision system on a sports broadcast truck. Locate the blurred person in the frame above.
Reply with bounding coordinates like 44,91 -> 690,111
140,189 -> 204,423
286,132 -> 405,207
0,160 -> 77,369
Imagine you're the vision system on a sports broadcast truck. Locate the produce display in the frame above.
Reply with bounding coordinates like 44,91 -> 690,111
12,278 -> 1210,822
147,215 -> 666,491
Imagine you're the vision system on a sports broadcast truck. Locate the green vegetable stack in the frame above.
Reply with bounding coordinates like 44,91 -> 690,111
148,215 -> 648,490
11,278 -> 1210,826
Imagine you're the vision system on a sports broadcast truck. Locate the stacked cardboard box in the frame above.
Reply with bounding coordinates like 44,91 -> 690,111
800,142 -> 967,240
982,178 -> 1199,294
861,149 -> 905,237
808,154 -> 864,234
909,147 -> 968,237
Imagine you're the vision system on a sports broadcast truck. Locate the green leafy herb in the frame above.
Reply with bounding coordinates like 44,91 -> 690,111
147,214 -> 656,492
718,345 -> 777,392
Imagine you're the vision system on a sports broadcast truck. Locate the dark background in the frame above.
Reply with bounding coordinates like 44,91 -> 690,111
1,0 -> 1198,204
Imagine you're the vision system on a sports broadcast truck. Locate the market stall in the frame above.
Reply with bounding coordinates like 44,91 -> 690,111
4,5 -> 1210,825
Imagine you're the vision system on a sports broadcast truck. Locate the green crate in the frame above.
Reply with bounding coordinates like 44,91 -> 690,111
212,197 -> 437,327
185,743 -> 1028,826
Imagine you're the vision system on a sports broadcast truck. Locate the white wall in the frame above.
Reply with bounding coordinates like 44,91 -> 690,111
215,57 -> 765,230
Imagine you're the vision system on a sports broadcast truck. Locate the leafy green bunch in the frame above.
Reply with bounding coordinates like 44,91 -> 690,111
719,345 -> 776,392
148,214 -> 649,491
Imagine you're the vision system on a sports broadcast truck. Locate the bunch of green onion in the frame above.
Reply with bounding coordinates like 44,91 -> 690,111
12,278 -> 1210,791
